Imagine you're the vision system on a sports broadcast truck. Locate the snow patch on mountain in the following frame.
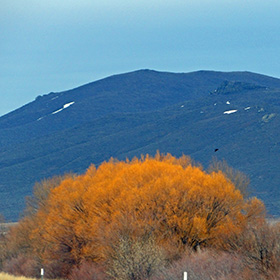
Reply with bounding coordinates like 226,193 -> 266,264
223,110 -> 237,115
37,102 -> 75,121
52,102 -> 75,115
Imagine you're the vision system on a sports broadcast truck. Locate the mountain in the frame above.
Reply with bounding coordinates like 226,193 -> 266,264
1,69 -> 280,221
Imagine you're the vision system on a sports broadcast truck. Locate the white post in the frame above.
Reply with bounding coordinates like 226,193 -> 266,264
184,271 -> 188,280
41,268 -> 44,280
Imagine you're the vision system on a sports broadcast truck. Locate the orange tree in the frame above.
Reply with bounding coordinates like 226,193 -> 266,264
25,153 -> 264,273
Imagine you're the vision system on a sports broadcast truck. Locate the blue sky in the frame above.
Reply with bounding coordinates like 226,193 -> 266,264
1,0 -> 280,116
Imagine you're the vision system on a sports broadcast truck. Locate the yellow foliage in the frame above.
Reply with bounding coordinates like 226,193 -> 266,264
21,153 -> 264,266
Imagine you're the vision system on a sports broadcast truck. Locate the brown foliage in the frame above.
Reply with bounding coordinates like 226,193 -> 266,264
68,261 -> 107,280
106,234 -> 166,280
2,176 -> 73,279
25,174 -> 74,217
4,218 -> 36,260
67,261 -> 107,280
2,255 -> 38,278
152,250 -> 244,280
224,220 -> 280,278
0,214 -> 7,270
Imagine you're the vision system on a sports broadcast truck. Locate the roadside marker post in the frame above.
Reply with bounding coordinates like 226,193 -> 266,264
41,268 -> 44,280
184,271 -> 188,280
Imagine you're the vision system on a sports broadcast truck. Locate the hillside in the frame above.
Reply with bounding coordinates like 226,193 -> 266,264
1,69 -> 280,221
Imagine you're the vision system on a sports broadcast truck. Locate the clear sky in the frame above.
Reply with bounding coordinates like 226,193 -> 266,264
1,0 -> 280,116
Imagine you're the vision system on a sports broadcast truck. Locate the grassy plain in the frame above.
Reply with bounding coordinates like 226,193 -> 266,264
0,273 -> 62,280
0,273 -> 37,280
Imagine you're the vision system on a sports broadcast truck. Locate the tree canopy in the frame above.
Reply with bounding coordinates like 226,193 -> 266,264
5,153 -> 265,278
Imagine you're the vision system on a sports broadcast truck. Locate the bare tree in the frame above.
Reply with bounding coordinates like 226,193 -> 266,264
107,234 -> 166,280
208,157 -> 250,198
224,220 -> 280,278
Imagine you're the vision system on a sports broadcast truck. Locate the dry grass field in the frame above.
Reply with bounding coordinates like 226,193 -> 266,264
0,273 -> 62,280
0,272 -> 37,280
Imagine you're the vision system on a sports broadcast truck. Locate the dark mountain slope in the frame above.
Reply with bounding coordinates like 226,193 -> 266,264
0,70 -> 280,220
1,69 -> 280,145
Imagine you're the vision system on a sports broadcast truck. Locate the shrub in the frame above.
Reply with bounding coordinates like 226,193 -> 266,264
152,250 -> 243,280
68,261 -> 107,280
107,234 -> 166,280
226,221 -> 280,278
2,255 -> 38,278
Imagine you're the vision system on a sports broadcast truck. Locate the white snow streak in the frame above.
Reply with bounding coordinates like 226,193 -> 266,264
37,101 -> 75,121
52,108 -> 63,114
52,102 -> 75,115
223,110 -> 237,115
63,102 -> 75,108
